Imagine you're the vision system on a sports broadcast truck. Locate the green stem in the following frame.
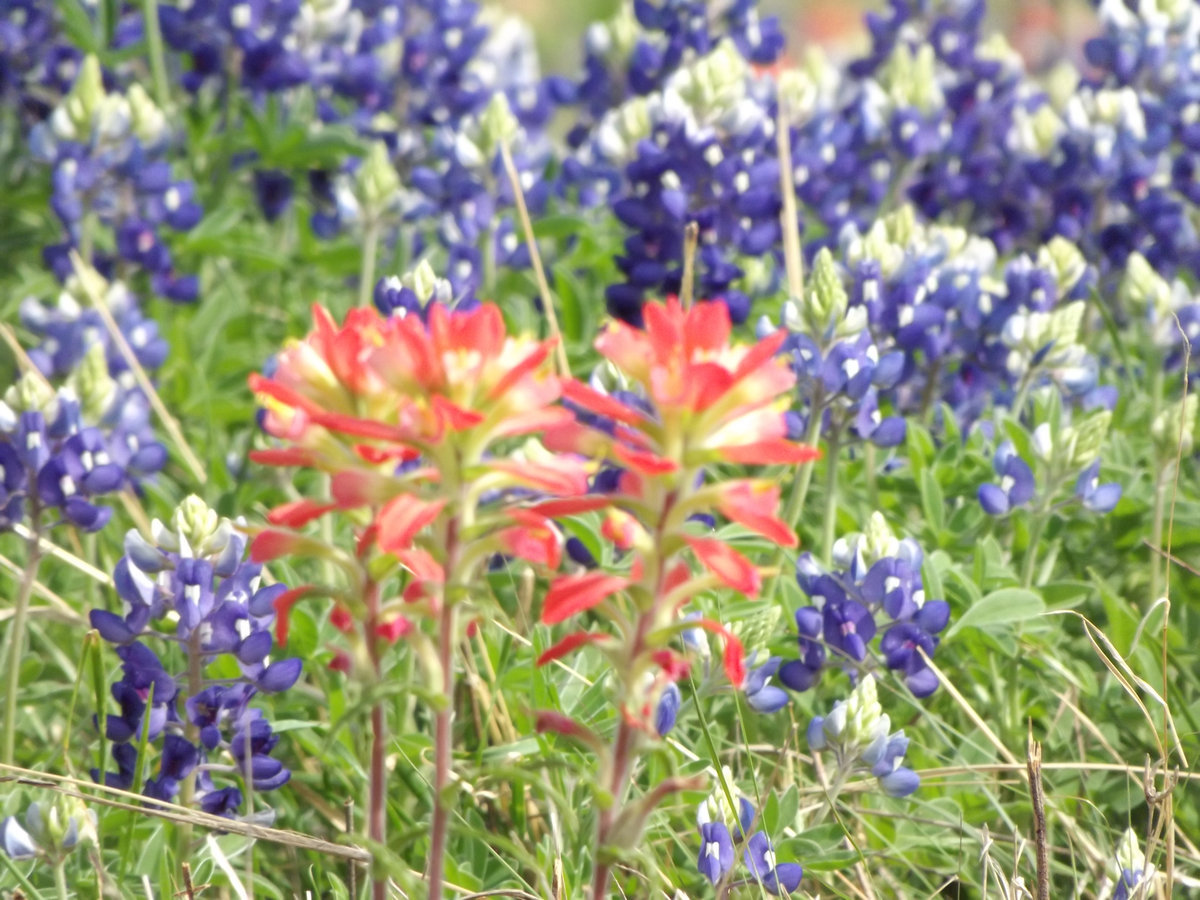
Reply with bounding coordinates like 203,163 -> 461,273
1020,511 -> 1050,589
177,630 -> 204,859
359,221 -> 381,310
140,0 -> 171,111
2,512 -> 42,766
820,432 -> 841,568
54,860 -> 69,900
1010,370 -> 1035,422
864,443 -> 878,509
779,397 -> 824,533
1149,465 -> 1168,605
771,396 -> 824,596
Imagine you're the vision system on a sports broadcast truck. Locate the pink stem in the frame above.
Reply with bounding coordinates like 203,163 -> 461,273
365,580 -> 387,900
427,599 -> 454,900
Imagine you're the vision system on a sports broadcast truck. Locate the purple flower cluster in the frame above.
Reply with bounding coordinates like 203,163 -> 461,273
875,0 -> 1200,278
566,41 -> 783,325
0,382 -> 123,533
977,407 -> 1122,518
29,56 -> 202,301
807,675 -> 920,799
766,247 -> 906,446
89,499 -> 299,816
559,0 -> 784,146
781,514 -> 950,699
695,784 -> 802,893
1,275 -> 169,533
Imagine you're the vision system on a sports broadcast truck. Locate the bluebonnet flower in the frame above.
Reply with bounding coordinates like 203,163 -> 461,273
569,42 -> 780,325
4,279 -> 166,505
1074,461 -> 1122,514
742,656 -> 789,713
654,682 -> 681,737
807,675 -> 920,799
743,831 -> 803,895
981,404 -> 1123,522
697,820 -> 734,884
780,514 -> 949,698
1112,827 -> 1155,900
0,797 -> 96,863
978,441 -> 1036,515
89,497 -> 299,816
0,362 -> 142,533
29,56 -> 203,301
696,768 -> 756,842
561,0 -> 783,145
252,169 -> 295,222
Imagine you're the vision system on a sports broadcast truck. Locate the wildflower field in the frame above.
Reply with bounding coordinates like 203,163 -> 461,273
1,0 -> 1198,897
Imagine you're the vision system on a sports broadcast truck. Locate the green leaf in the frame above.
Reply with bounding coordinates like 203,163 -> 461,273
945,587 -> 1045,639
919,468 -> 945,535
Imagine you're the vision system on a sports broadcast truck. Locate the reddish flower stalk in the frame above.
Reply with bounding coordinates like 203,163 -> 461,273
537,298 -> 818,897
249,299 -> 592,900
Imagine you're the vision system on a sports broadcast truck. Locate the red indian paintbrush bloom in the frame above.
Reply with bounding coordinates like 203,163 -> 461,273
248,284 -> 603,900
249,301 -> 594,632
533,297 -> 818,894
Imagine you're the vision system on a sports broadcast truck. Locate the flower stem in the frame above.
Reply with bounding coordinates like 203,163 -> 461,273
427,600 -> 456,900
139,0 -> 171,111
2,510 -> 42,766
820,432 -> 841,567
1149,465 -> 1168,604
177,629 -> 205,859
360,221 -> 381,311
772,396 -> 824,596
364,579 -> 388,900
779,397 -> 824,535
1020,510 -> 1050,589
589,716 -> 635,900
54,860 -> 69,900
589,600 -> 654,900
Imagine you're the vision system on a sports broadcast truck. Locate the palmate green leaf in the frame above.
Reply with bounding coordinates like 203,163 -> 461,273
944,587 -> 1045,639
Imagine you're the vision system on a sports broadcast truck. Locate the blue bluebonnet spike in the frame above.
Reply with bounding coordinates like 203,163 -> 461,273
91,497 -> 296,816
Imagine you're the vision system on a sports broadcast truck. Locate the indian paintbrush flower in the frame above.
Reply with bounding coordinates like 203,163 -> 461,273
535,296 -> 817,897
248,266 -> 593,900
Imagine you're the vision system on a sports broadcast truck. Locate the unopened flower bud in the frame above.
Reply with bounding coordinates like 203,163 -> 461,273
1119,252 -> 1173,316
356,141 -> 400,219
3,371 -> 58,417
70,343 -> 117,424
1037,237 -> 1087,297
127,84 -> 168,146
476,92 -> 520,159
803,248 -> 848,336
52,54 -> 106,142
1152,394 -> 1197,459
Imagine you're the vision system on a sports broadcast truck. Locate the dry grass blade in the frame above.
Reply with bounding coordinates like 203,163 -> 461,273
498,140 -> 570,377
1046,610 -> 1187,766
11,522 -> 114,586
774,91 -> 804,301
0,552 -> 85,623
918,648 -> 1018,766
0,763 -> 370,863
